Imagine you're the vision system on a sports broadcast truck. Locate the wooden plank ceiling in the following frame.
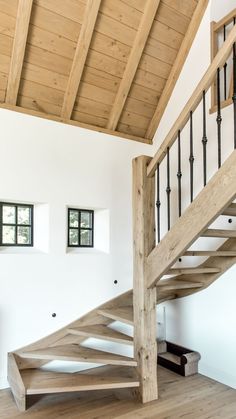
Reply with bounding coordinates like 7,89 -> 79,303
0,0 -> 207,144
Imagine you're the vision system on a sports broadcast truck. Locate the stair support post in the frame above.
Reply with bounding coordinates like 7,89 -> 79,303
132,156 -> 158,403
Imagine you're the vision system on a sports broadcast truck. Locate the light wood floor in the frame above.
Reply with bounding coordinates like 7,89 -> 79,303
1,366 -> 236,418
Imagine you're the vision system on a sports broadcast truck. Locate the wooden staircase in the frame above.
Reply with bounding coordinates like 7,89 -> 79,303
8,192 -> 236,410
8,19 -> 236,412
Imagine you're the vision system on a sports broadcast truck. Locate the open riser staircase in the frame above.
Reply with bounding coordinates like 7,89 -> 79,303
8,18 -> 236,412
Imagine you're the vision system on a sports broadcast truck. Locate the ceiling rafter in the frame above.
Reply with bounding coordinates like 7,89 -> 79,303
61,0 -> 101,120
106,0 -> 161,131
5,0 -> 33,105
146,0 -> 209,140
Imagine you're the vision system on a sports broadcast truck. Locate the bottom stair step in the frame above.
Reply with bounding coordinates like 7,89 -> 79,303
21,366 -> 140,395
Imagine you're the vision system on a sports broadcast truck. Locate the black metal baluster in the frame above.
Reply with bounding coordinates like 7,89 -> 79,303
177,130 -> 182,217
233,42 -> 236,149
156,163 -> 161,243
166,147 -> 171,230
223,25 -> 227,100
202,90 -> 208,186
216,67 -> 222,168
189,111 -> 194,202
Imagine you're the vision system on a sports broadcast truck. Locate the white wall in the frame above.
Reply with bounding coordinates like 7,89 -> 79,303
155,0 -> 236,388
0,110 -> 151,388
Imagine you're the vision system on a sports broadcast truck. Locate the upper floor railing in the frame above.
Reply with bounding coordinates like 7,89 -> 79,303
146,24 -> 236,244
211,8 -> 236,112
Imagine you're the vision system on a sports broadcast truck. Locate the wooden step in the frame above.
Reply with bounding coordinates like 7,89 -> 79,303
167,267 -> 220,275
157,279 -> 203,292
67,325 -> 133,346
202,229 -> 236,238
184,250 -> 236,257
97,306 -> 133,325
21,366 -> 139,395
19,345 -> 137,367
222,203 -> 236,216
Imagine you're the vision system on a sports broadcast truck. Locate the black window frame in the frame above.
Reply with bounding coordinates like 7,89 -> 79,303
68,208 -> 94,248
0,202 -> 34,247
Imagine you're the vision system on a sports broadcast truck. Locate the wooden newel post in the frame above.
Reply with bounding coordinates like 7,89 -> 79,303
132,155 -> 158,403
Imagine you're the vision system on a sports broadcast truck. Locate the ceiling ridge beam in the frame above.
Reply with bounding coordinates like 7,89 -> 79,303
5,0 -> 33,105
61,0 -> 101,120
106,0 -> 161,131
146,0 -> 209,140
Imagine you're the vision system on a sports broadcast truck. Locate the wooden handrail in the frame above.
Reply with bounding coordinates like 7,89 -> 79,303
147,24 -> 236,178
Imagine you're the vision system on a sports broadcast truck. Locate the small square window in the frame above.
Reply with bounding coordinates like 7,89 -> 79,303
0,203 -> 33,246
68,208 -> 94,248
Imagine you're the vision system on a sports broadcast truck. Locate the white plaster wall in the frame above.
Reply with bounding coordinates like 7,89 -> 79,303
0,110 -> 151,388
155,0 -> 236,388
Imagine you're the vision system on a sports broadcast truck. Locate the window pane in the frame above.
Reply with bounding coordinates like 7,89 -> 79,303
2,205 -> 16,224
80,229 -> 92,246
2,225 -> 16,244
18,206 -> 31,225
17,226 -> 31,244
69,229 -> 79,245
80,211 -> 92,228
69,210 -> 79,228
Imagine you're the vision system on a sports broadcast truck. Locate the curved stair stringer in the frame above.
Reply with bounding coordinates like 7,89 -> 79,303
13,289 -> 133,360
10,291 -> 178,364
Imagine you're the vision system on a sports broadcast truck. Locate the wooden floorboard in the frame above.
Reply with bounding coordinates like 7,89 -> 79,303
1,366 -> 236,418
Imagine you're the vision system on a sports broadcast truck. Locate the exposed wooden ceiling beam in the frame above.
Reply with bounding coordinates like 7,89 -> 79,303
106,0 -> 161,131
5,0 -> 33,105
61,0 -> 101,120
146,0 -> 209,140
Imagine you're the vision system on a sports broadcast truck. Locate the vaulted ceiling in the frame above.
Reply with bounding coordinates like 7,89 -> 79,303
0,0 -> 208,144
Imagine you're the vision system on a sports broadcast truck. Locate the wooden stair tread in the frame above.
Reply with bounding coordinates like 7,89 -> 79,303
157,279 -> 203,291
21,367 -> 139,395
167,267 -> 220,275
202,229 -> 236,238
222,203 -> 236,216
97,306 -> 133,325
184,250 -> 236,257
19,344 -> 137,367
68,325 -> 133,345
159,352 -> 181,365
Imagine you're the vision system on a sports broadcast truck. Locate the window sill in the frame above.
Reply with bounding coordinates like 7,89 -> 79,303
66,247 -> 108,255
0,247 -> 47,255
